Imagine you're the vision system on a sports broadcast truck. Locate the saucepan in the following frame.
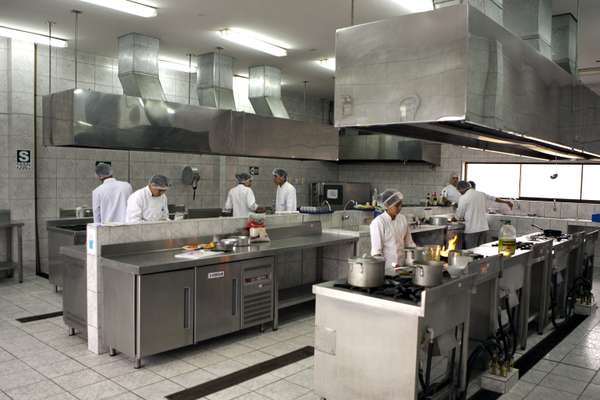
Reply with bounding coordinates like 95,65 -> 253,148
531,224 -> 562,237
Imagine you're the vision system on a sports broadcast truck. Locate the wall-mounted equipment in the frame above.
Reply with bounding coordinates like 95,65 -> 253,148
182,166 -> 200,200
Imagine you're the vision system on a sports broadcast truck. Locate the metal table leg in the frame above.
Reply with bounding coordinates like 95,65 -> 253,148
519,262 -> 532,349
16,225 -> 23,283
273,262 -> 279,331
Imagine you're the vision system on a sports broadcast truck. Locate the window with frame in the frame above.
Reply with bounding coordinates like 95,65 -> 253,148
464,163 -> 520,198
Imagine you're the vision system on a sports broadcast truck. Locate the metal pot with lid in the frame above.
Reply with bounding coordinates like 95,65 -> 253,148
347,254 -> 385,288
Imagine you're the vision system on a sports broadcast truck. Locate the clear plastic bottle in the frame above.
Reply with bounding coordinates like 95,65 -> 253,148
498,221 -> 517,256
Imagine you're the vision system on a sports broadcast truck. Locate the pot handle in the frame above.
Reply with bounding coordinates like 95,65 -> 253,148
358,263 -> 364,274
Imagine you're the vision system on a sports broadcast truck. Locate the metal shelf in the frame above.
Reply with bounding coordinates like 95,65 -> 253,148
278,284 -> 315,310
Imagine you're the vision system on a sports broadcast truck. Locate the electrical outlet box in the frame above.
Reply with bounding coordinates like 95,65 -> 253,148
574,299 -> 597,316
480,368 -> 519,394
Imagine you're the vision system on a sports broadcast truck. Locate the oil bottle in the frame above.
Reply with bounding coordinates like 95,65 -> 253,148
498,220 -> 517,256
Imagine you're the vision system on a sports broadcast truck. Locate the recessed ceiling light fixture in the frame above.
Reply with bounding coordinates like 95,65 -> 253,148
80,0 -> 158,18
217,28 -> 288,57
316,58 -> 335,71
0,25 -> 68,47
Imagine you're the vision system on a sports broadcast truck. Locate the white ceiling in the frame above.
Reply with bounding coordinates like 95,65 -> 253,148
0,0 -> 599,96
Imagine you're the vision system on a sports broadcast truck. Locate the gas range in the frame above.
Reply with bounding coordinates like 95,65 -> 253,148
527,233 -> 570,242
333,276 -> 424,304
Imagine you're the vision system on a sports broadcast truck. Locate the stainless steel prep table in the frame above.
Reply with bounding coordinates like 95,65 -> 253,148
0,222 -> 24,283
47,217 -> 92,288
67,221 -> 358,367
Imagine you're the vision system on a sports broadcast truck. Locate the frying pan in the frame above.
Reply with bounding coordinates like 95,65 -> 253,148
531,224 -> 562,237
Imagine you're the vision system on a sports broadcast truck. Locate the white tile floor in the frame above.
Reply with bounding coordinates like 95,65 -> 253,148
2,268 -> 600,400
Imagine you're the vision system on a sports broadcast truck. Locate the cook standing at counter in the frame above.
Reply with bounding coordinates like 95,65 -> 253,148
370,190 -> 416,275
441,172 -> 461,205
455,180 -> 489,249
223,173 -> 264,217
126,175 -> 170,223
273,168 -> 297,212
92,163 -> 132,224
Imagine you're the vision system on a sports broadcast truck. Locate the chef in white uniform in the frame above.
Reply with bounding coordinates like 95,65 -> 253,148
370,189 -> 416,275
273,168 -> 297,212
92,163 -> 132,224
441,172 -> 461,205
455,180 -> 490,249
468,181 -> 513,214
223,173 -> 263,217
126,175 -> 170,223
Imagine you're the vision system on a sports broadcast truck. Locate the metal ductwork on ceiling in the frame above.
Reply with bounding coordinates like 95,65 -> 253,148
249,65 -> 289,119
338,131 -> 441,165
118,33 -> 166,101
42,34 -> 338,161
197,52 -> 236,111
334,4 -> 600,159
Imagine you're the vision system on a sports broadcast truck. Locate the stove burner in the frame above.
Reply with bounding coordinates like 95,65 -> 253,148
333,276 -> 424,304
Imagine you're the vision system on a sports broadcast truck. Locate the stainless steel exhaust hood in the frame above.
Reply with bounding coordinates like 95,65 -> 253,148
338,131 -> 441,165
334,4 -> 600,159
42,89 -> 338,160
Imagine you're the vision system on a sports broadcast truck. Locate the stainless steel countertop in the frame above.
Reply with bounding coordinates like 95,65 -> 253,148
62,232 -> 358,275
470,233 -> 571,259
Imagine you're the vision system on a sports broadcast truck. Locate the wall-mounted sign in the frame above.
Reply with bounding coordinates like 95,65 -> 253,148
95,161 -> 112,166
16,150 -> 31,169
249,166 -> 259,176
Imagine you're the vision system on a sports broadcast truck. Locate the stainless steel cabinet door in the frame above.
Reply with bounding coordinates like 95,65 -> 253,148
196,263 -> 241,342
137,269 -> 194,357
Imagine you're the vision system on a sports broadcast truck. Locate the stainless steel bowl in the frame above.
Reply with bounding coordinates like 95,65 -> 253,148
234,236 -> 250,246
216,238 -> 238,251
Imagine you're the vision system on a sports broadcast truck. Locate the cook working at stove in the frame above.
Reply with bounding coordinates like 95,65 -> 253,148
370,189 -> 416,275
456,180 -> 513,249
126,175 -> 170,223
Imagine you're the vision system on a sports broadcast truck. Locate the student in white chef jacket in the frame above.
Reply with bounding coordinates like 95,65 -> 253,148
273,168 -> 297,212
468,181 -> 514,215
223,173 -> 264,217
370,190 -> 416,275
455,180 -> 492,249
441,172 -> 461,205
126,175 -> 170,223
92,163 -> 132,224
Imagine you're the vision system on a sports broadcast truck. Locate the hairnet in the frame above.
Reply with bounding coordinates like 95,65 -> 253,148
449,172 -> 459,181
149,174 -> 169,190
468,180 -> 476,189
95,163 -> 112,178
272,168 -> 288,178
457,180 -> 471,191
236,173 -> 252,184
379,189 -> 404,209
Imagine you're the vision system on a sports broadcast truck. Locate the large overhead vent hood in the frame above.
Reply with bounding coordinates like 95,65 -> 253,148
338,130 -> 441,165
334,4 -> 600,160
42,89 -> 338,160
42,33 -> 337,161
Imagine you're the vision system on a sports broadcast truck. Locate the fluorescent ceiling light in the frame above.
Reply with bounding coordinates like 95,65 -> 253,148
80,0 -> 158,18
159,58 -> 197,73
395,0 -> 434,12
316,58 -> 335,71
218,28 -> 288,57
0,25 -> 68,47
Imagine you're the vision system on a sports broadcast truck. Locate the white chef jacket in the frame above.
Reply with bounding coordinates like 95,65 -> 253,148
370,212 -> 416,275
126,186 -> 169,223
456,189 -> 489,234
92,178 -> 133,224
441,184 -> 461,204
275,181 -> 297,212
224,184 -> 258,218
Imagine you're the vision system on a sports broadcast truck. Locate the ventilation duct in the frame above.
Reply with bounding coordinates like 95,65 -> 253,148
552,13 -> 577,75
196,52 -> 236,110
334,4 -> 600,159
249,65 -> 289,119
503,0 -> 553,59
118,33 -> 165,101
